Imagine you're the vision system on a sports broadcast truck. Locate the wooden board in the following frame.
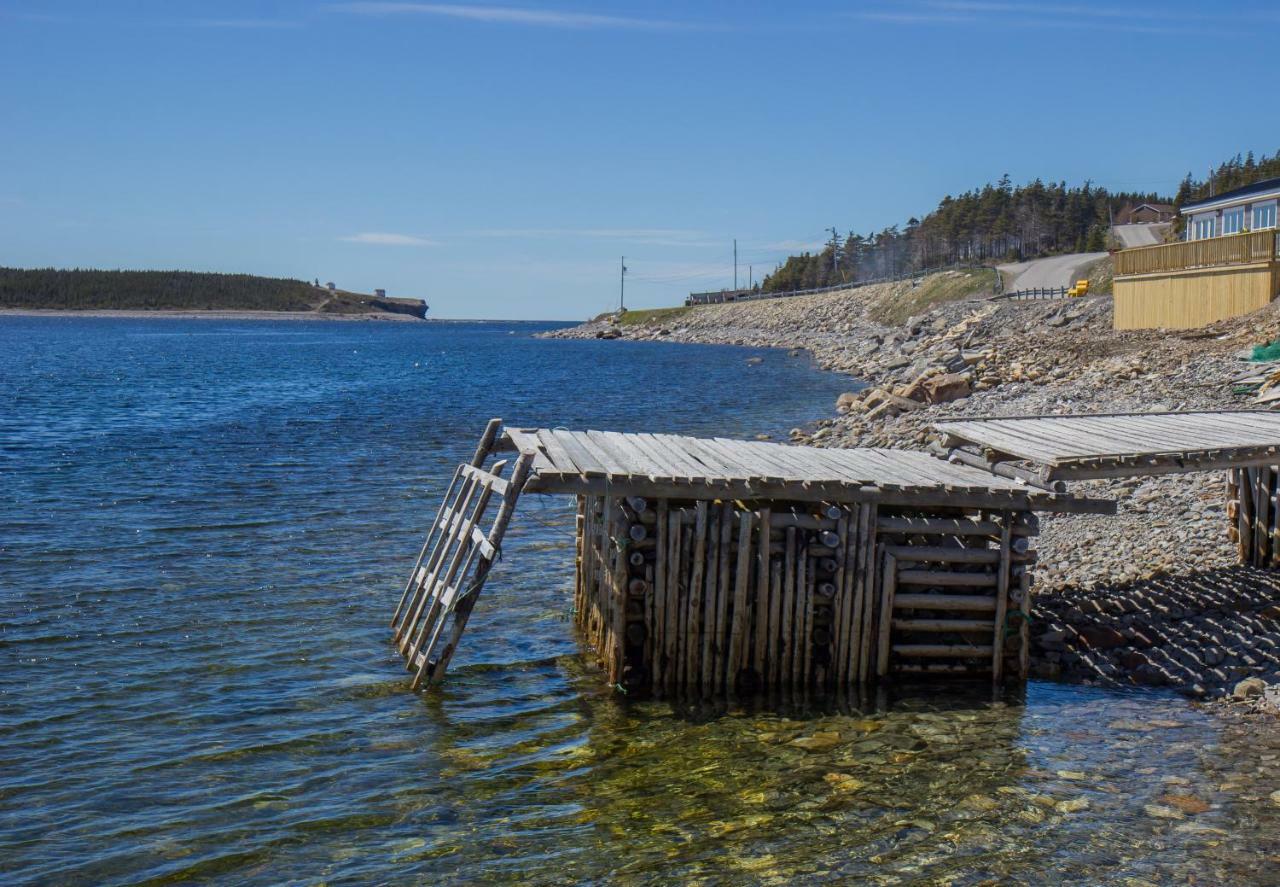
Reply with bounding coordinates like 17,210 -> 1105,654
503,427 -> 1098,513
935,411 -> 1280,479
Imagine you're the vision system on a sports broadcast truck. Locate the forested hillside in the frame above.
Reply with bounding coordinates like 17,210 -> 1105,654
763,176 -> 1163,293
0,267 -> 425,317
764,148 -> 1280,294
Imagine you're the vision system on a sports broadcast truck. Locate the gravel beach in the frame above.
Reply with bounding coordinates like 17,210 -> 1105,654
544,273 -> 1280,711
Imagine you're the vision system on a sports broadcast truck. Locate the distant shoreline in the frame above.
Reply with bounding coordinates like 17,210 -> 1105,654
0,308 -> 425,322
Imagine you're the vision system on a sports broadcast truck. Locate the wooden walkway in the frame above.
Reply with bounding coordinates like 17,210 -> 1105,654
499,428 -> 1107,513
935,410 -> 1280,480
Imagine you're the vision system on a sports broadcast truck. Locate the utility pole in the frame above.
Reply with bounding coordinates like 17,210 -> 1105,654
619,256 -> 626,311
749,265 -> 753,289
733,239 -> 738,290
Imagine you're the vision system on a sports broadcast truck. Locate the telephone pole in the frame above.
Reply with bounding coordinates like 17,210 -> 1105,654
749,265 -> 753,289
733,239 -> 738,290
619,256 -> 627,311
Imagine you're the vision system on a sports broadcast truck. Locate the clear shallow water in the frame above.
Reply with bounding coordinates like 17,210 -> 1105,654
2,317 -> 1279,885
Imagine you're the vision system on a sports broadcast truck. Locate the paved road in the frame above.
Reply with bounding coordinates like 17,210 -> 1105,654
997,251 -> 1108,293
1112,223 -> 1171,248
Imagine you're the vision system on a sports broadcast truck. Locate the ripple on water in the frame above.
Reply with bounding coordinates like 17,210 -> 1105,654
2,318 -> 1279,884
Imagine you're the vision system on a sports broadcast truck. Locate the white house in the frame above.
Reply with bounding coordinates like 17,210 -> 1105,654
1183,176 -> 1280,240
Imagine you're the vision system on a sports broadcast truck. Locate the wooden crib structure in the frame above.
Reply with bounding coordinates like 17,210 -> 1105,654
390,419 -> 1108,694
392,411 -> 1280,695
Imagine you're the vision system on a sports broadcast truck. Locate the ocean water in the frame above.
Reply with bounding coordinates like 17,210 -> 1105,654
3,317 -> 1279,885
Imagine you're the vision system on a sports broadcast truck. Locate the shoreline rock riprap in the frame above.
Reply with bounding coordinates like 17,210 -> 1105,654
544,274 -> 1280,713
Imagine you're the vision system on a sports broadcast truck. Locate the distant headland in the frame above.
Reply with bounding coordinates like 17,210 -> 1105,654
0,267 -> 428,320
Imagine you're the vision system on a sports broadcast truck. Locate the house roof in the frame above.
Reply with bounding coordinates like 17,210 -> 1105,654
1182,176 -> 1280,213
1130,203 -> 1174,213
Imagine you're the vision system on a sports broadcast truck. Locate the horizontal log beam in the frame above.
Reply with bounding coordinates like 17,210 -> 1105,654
885,545 -> 1000,564
897,570 -> 998,587
893,643 -> 994,658
892,618 -> 995,632
893,593 -> 997,612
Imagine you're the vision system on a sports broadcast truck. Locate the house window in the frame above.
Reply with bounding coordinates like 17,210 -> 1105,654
1193,215 -> 1217,240
1253,202 -> 1277,230
1223,208 -> 1245,235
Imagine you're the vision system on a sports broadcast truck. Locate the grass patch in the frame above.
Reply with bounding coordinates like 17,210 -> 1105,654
868,268 -> 997,325
615,305 -> 694,326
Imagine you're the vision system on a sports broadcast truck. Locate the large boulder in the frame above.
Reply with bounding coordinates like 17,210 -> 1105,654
836,392 -> 862,413
921,372 -> 972,405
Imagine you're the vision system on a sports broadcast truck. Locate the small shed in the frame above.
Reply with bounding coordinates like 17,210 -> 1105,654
390,421 -> 1109,695
1118,203 -> 1175,224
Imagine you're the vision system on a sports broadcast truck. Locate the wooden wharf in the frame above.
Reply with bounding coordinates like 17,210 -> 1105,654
391,410 -> 1280,695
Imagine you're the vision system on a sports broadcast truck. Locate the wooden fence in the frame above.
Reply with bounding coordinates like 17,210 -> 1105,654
1114,230 -> 1279,276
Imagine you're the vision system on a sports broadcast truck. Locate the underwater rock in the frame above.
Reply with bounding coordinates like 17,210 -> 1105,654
823,772 -> 865,793
1144,803 -> 1185,820
1055,797 -> 1091,814
1158,794 -> 1211,815
790,731 -> 842,751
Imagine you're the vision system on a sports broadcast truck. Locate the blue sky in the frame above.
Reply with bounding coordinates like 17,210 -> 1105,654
2,1 -> 1277,319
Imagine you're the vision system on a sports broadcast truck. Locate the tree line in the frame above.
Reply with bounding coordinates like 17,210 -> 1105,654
762,175 -> 1165,293
1172,149 -> 1280,231
0,267 -> 322,311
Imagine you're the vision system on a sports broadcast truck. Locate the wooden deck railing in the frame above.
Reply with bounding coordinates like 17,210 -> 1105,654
1114,229 -> 1279,276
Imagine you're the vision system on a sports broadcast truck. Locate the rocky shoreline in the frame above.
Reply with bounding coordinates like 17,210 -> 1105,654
545,274 -> 1280,713
0,308 -> 425,321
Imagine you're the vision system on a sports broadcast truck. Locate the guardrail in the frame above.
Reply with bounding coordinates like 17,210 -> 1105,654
1114,229 -> 1279,276
685,265 -> 965,306
991,286 -> 1068,301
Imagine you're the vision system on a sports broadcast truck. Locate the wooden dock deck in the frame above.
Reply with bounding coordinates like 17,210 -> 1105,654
934,409 -> 1280,569
500,427 -> 1108,511
392,412 -> 1280,696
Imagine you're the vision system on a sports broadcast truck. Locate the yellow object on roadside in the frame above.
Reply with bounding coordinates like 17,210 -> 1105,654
1068,279 -> 1090,298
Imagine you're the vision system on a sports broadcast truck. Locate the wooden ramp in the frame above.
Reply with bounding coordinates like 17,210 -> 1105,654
391,420 -> 533,690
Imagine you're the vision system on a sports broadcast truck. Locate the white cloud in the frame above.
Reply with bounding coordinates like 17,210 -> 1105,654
852,1 -> 1269,34
329,3 -> 692,30
341,232 -> 439,246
